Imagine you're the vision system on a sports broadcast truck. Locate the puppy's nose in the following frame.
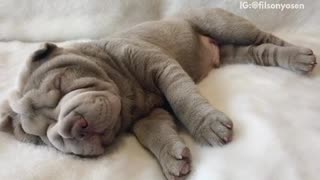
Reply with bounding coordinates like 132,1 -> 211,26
71,118 -> 89,139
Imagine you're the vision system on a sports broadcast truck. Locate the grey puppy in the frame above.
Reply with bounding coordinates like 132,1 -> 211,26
0,8 -> 316,180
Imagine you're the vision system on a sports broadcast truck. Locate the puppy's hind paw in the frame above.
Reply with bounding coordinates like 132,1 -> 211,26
288,47 -> 317,74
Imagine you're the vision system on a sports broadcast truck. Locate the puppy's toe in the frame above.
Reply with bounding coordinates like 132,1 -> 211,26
160,142 -> 192,180
298,47 -> 314,55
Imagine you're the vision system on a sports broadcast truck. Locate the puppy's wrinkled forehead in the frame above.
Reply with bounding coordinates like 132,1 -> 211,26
21,43 -> 111,94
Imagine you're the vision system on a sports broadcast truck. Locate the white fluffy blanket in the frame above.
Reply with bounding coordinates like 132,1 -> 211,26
0,0 -> 320,179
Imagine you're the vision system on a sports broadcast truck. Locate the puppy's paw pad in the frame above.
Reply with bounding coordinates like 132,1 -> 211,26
193,111 -> 233,146
160,143 -> 191,180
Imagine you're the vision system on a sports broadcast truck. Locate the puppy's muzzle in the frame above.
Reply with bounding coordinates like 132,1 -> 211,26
58,96 -> 108,139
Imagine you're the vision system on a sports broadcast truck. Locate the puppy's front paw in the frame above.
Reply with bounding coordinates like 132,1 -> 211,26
286,47 -> 317,73
159,141 -> 191,180
193,110 -> 233,146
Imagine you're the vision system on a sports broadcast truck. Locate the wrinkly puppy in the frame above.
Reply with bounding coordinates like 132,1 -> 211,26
0,8 -> 317,180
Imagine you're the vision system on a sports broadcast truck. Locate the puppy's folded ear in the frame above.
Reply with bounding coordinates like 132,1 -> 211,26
24,43 -> 62,75
0,100 -> 43,145
0,100 -> 14,132
31,43 -> 59,62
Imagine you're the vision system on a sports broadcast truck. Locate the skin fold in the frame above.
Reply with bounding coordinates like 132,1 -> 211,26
0,8 -> 317,180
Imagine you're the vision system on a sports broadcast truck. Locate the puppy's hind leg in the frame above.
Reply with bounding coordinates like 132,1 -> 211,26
220,44 -> 317,73
133,108 -> 191,180
179,8 -> 292,46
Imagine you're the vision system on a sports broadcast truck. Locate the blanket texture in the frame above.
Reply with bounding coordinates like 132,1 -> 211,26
0,0 -> 319,180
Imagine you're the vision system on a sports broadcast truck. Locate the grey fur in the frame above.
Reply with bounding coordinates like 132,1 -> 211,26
0,8 -> 316,180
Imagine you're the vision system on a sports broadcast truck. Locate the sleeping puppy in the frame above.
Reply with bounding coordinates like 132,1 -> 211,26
0,8 -> 316,180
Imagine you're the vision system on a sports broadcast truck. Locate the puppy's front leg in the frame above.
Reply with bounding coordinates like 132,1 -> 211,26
130,49 -> 233,146
155,62 -> 233,146
106,42 -> 232,146
133,108 -> 191,180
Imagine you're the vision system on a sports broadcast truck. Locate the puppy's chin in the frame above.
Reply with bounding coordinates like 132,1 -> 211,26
102,117 -> 122,146
46,123 -> 105,156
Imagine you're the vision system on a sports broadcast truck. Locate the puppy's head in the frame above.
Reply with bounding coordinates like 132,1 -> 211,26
0,43 -> 122,156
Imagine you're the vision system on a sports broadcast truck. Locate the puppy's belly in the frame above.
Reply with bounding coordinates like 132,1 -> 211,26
197,35 -> 220,79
